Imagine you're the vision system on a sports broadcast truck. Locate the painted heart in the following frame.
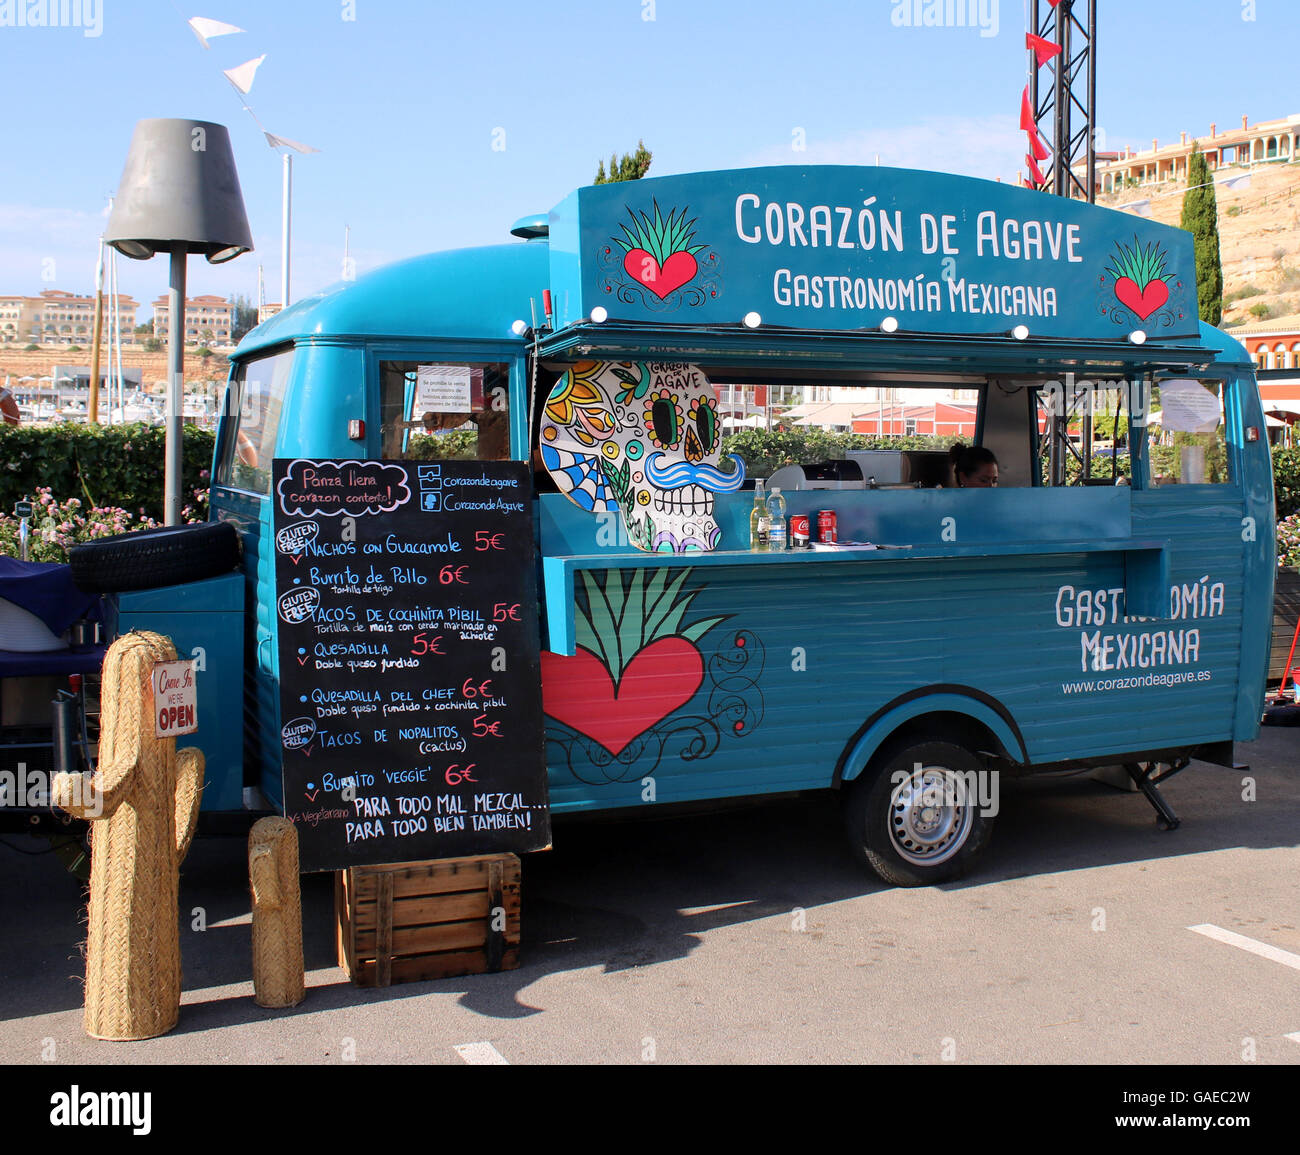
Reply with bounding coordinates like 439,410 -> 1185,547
542,636 -> 704,756
1114,276 -> 1169,321
623,248 -> 699,299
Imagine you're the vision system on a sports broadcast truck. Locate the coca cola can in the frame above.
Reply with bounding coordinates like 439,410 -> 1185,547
817,509 -> 837,543
790,513 -> 810,548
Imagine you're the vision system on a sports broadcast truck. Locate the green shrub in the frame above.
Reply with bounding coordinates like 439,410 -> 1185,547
1248,302 -> 1273,320
1273,447 -> 1300,518
402,429 -> 480,460
0,423 -> 214,523
1225,204 -> 1243,217
721,427 -> 948,478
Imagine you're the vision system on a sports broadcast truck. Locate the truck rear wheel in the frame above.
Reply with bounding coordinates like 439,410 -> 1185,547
844,740 -> 994,887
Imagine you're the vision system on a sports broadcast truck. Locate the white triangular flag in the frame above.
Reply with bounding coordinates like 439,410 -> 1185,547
188,16 -> 244,48
223,55 -> 265,95
264,132 -> 321,155
1219,172 -> 1252,191
1124,199 -> 1152,217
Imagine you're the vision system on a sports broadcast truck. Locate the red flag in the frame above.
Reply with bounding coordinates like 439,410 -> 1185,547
1026,32 -> 1062,67
1026,153 -> 1047,187
1027,124 -> 1050,162
1020,86 -> 1035,132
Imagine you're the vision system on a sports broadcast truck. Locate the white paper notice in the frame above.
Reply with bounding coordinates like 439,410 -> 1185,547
415,364 -> 473,414
1158,379 -> 1222,433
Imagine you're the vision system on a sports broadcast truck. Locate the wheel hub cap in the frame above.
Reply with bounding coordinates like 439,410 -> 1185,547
889,766 -> 974,866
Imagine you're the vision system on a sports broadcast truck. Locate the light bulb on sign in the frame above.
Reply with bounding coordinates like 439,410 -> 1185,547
880,316 -> 899,333
1011,325 -> 1030,341
743,312 -> 762,329
590,306 -> 608,324
510,319 -> 528,337
1129,330 -> 1147,345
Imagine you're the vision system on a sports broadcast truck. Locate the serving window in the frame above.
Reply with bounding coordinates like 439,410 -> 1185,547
378,360 -> 510,461
1027,374 -> 1232,488
215,347 -> 293,495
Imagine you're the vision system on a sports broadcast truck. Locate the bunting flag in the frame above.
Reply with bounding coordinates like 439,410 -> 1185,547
1019,86 -> 1035,132
1124,199 -> 1153,218
188,16 -> 244,48
1027,124 -> 1050,162
265,132 -> 321,155
1026,32 -> 1062,67
1025,153 -> 1047,187
223,55 -> 266,95
1219,172 -> 1252,191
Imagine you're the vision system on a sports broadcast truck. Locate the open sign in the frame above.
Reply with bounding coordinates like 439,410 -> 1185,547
153,659 -> 198,738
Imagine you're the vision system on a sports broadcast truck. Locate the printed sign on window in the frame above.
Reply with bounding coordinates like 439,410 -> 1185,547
153,660 -> 198,738
415,364 -> 473,414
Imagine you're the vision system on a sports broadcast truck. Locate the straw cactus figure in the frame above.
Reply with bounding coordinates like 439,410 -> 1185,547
249,816 -> 305,1008
52,631 -> 204,1041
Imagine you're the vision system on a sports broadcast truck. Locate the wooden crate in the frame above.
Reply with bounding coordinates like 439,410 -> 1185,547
335,854 -> 520,987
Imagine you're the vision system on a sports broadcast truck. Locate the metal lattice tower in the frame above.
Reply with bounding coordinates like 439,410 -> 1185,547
1030,0 -> 1098,202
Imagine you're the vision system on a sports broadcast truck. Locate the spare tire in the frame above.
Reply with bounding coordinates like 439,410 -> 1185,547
69,522 -> 242,593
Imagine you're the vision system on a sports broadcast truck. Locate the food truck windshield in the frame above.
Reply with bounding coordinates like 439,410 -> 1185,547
210,165 -> 1275,887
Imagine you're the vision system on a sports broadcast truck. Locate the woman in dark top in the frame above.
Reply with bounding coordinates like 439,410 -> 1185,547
949,442 -> 998,488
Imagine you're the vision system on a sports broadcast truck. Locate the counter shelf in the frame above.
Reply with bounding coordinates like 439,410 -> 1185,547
540,538 -> 1170,657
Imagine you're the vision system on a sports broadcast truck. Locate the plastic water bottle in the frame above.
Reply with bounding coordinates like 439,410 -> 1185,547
749,480 -> 770,552
767,487 -> 787,550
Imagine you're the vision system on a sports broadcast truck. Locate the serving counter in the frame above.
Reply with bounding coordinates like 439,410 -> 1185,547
536,488 -> 1171,657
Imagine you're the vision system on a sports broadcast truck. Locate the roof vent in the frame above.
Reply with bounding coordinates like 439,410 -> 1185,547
510,214 -> 549,240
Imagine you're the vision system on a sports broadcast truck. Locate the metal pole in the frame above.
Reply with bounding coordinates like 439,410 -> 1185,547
1087,0 -> 1097,203
165,248 -> 186,526
87,238 -> 105,423
1053,1 -> 1071,195
281,151 -> 292,309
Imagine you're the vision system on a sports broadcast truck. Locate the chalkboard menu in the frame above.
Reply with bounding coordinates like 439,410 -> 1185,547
271,458 -> 550,872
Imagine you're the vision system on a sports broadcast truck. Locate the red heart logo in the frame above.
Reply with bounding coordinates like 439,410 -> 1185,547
623,248 -> 699,299
542,637 -> 704,755
1114,276 -> 1169,321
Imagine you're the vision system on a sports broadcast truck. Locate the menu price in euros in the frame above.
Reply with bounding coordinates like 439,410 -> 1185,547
271,458 -> 549,872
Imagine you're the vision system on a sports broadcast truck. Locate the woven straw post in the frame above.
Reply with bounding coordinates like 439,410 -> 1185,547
52,631 -> 204,1041
249,816 -> 305,1008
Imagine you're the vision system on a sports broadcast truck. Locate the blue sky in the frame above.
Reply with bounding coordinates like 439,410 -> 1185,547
2,0 -> 1296,314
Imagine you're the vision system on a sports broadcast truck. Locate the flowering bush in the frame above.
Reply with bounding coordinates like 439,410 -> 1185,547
0,486 -> 209,563
1278,513 -> 1300,570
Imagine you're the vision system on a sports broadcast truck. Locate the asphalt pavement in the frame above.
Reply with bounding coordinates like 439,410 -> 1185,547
2,724 -> 1298,1068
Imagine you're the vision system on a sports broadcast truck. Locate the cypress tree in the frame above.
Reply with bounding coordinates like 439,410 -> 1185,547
1179,143 -> 1223,326
594,140 -> 652,184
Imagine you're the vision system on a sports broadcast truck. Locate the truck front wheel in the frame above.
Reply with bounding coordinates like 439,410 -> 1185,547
844,740 -> 994,887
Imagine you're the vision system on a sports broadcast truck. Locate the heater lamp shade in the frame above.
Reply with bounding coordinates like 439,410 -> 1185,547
105,119 -> 253,263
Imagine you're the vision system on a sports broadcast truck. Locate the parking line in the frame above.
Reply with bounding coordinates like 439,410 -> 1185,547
454,1041 -> 509,1065
1187,924 -> 1300,972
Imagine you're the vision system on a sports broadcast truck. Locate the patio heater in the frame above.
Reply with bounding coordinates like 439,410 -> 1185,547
105,118 -> 252,525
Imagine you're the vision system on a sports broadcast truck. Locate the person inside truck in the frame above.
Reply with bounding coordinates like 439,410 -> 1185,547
949,443 -> 999,488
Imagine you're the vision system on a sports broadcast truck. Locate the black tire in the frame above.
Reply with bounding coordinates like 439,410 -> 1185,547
843,740 -> 995,887
69,522 -> 241,593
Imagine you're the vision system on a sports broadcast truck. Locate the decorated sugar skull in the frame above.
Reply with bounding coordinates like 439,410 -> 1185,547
539,361 -> 745,553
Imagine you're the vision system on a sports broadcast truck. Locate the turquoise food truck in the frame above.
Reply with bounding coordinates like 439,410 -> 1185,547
201,165 -> 1274,885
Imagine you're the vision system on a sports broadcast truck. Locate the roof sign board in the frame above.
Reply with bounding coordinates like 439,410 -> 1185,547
547,166 -> 1199,343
